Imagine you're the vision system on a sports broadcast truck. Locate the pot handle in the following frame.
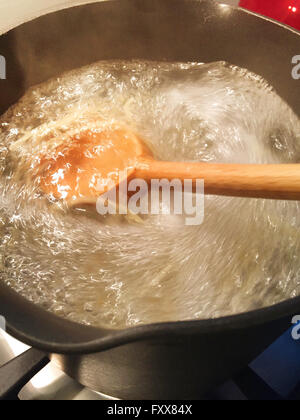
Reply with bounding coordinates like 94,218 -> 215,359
0,348 -> 49,400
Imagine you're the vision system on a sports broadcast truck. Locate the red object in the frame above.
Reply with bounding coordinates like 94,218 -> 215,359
239,0 -> 300,30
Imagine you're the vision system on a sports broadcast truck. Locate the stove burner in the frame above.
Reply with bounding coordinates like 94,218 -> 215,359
0,327 -> 299,400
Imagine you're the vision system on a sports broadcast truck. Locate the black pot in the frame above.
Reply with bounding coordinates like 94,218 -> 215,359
0,0 -> 300,400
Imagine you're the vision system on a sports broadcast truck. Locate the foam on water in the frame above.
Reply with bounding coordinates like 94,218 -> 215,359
0,61 -> 300,329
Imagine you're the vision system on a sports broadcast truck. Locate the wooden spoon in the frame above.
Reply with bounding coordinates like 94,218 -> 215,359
36,126 -> 300,205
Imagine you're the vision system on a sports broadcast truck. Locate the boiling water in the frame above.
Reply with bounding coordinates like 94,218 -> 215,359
1,61 -> 300,329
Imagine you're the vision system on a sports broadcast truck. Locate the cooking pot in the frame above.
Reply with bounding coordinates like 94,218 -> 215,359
0,0 -> 300,400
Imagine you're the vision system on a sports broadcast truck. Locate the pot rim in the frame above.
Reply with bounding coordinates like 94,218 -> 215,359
5,290 -> 300,355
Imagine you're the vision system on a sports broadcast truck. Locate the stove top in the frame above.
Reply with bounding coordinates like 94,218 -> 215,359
1,326 -> 299,400
239,0 -> 300,30
0,330 -> 116,400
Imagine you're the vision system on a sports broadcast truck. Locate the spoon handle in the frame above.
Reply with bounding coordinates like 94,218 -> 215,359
136,159 -> 300,200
